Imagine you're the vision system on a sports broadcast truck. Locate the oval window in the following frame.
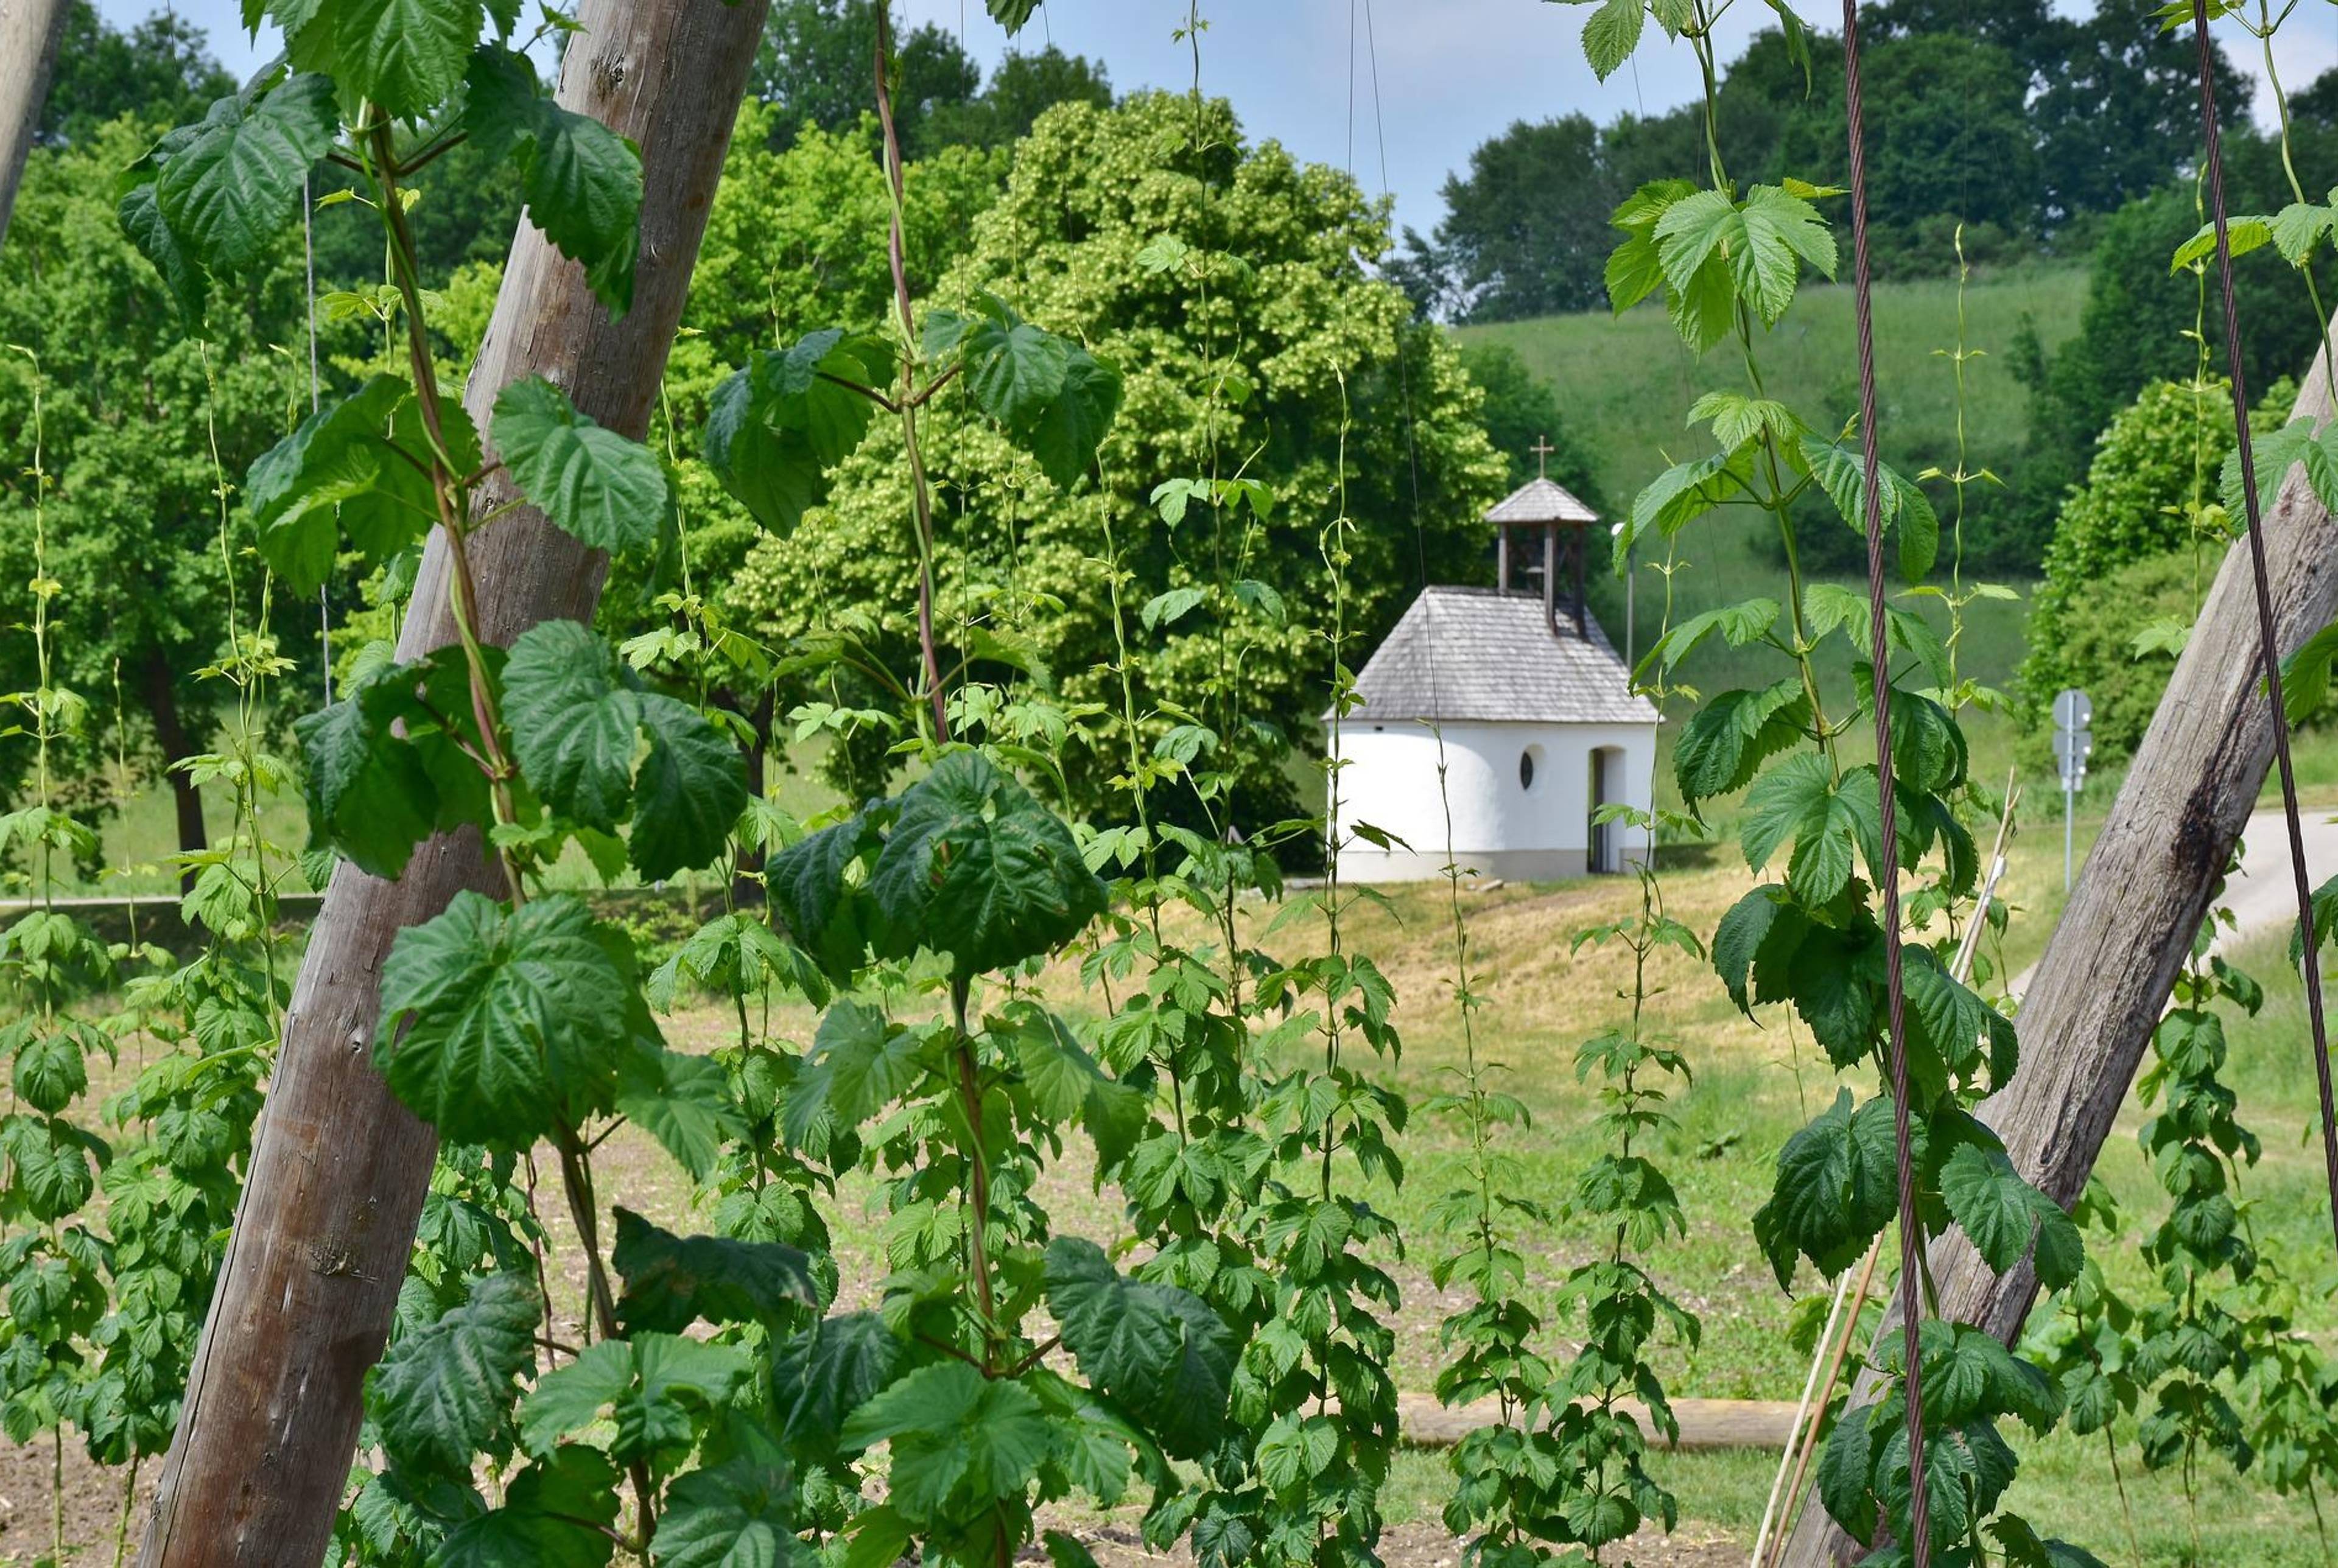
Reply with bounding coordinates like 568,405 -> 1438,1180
1518,750 -> 1536,791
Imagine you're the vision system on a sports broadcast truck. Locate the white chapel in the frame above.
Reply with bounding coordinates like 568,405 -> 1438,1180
1330,466 -> 1659,883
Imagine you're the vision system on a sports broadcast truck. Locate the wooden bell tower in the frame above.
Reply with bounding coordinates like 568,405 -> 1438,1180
1489,438 -> 1599,637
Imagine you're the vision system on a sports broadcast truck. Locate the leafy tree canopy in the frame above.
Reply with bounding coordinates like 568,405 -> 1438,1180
751,0 -> 1110,158
38,1 -> 234,146
1402,3 -> 2251,320
716,92 -> 1507,831
2014,378 -> 2290,764
0,118 -> 318,860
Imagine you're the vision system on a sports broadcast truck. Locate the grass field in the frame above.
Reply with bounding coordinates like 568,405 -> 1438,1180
1459,262 -> 2090,708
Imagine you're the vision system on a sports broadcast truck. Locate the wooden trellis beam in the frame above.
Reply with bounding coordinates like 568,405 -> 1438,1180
1774,328 -> 2338,1566
135,1 -> 770,1561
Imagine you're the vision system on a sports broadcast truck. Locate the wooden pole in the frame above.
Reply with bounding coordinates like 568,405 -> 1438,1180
1772,323 -> 2338,1566
0,0 -> 70,248
135,2 -> 770,1561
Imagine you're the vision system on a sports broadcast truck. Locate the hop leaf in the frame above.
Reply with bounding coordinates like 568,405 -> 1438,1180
1044,1236 -> 1236,1459
1940,1144 -> 2083,1291
771,1312 -> 908,1453
370,1270 -> 539,1478
500,619 -> 748,880
152,72 -> 338,276
434,1445 -> 622,1568
490,377 -> 668,554
293,647 -> 492,880
519,1333 -> 751,1462
868,750 -> 1108,981
651,1459 -> 801,1568
838,1362 -> 1055,1525
706,329 -> 890,534
955,296 -> 1123,488
611,1206 -> 819,1334
376,891 -> 637,1146
314,0 -> 484,119
1581,0 -> 1645,78
781,999 -> 938,1150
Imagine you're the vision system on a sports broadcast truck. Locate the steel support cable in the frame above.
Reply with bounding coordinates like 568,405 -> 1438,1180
1836,2 -> 1932,1561
2188,0 -> 2338,1265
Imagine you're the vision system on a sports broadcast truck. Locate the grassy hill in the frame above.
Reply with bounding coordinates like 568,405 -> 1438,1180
1455,261 -> 2091,708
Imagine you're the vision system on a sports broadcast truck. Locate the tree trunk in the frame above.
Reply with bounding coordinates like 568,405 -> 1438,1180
0,0 -> 68,248
136,4 -> 770,1562
141,648 -> 208,892
1774,326 -> 2338,1565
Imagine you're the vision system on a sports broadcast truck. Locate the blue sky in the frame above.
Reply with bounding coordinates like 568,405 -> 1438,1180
92,0 -> 2338,242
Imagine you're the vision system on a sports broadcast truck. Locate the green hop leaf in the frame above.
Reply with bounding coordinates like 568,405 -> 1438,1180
376,891 -> 636,1146
490,377 -> 667,553
869,749 -> 1108,981
771,1312 -> 907,1454
322,0 -> 484,119
153,72 -> 338,276
500,619 -> 748,879
370,1270 -> 539,1478
518,1332 -> 750,1462
705,329 -> 889,534
610,1206 -> 818,1334
434,1444 -> 621,1568
1044,1236 -> 1235,1460
293,646 -> 493,880
839,1362 -> 1055,1525
118,175 -> 207,326
781,999 -> 938,1150
651,1458 -> 801,1568
1940,1144 -> 2083,1291
957,295 -> 1123,487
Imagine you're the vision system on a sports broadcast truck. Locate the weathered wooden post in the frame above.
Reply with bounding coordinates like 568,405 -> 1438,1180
136,1 -> 770,1561
1775,325 -> 2338,1564
0,0 -> 71,247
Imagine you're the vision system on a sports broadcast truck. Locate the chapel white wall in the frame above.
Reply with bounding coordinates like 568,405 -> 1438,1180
1329,718 -> 1655,882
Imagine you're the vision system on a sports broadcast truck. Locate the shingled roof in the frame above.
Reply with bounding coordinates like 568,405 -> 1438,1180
1484,477 -> 1599,526
1341,586 -> 1658,726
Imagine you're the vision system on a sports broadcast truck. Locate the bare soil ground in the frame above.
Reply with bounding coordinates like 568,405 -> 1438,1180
0,1429 -> 1750,1567
1068,1519 -> 1746,1566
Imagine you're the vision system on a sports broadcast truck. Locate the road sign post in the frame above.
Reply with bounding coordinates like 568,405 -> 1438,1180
2052,688 -> 2093,891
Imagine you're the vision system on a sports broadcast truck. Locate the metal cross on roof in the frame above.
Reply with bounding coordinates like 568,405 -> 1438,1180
1531,435 -> 1555,478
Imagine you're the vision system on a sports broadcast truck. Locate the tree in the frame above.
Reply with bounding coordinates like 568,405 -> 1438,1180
1774,33 -> 2039,274
0,118 -> 314,872
2034,5 -> 2251,226
1456,340 -> 1603,505
37,1 -> 232,146
915,45 -> 1112,156
1415,115 -> 1615,321
718,91 -> 1507,835
2009,126 -> 2334,566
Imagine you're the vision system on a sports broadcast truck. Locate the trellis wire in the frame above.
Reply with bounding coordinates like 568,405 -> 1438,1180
2186,0 -> 2338,1267
303,170 -> 328,702
1836,0 -> 1932,1559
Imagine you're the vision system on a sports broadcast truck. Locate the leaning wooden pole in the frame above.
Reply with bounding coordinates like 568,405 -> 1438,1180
0,0 -> 71,247
1774,326 -> 2338,1566
136,2 -> 769,1562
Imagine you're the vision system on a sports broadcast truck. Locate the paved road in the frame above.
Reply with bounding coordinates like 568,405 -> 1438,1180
2210,805 -> 2338,955
2011,804 -> 2338,999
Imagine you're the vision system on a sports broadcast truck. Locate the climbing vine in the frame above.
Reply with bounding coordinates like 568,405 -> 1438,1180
1548,0 -> 2095,1560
